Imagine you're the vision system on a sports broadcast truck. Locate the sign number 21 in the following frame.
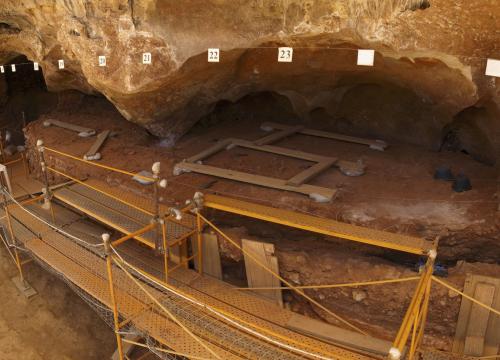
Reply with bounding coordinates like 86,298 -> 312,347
278,47 -> 293,62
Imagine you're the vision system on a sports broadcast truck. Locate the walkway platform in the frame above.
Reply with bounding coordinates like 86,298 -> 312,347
53,180 -> 195,249
2,198 -> 377,359
204,194 -> 434,255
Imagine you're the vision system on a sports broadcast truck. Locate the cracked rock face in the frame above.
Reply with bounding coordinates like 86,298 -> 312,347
0,0 -> 499,151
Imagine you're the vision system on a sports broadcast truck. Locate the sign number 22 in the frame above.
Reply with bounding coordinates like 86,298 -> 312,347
208,48 -> 220,62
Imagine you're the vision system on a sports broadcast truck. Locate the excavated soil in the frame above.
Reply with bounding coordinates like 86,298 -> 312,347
0,245 -> 115,360
18,95 -> 500,350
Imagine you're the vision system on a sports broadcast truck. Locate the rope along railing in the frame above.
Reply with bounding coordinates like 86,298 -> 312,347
0,160 -> 341,359
104,238 -> 222,360
109,244 -> 338,360
235,276 -> 420,291
43,146 -> 155,182
197,212 -> 368,336
46,165 -> 155,216
3,143 -> 498,359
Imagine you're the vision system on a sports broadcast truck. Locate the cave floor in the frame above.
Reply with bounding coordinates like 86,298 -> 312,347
15,100 -> 500,351
24,100 -> 499,260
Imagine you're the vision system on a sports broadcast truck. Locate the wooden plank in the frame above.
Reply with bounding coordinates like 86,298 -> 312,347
453,274 -> 500,357
193,233 -> 223,279
43,119 -> 95,136
242,239 -> 282,306
254,125 -> 303,145
286,313 -> 393,356
174,162 -> 336,201
231,139 -> 331,162
261,122 -> 388,150
186,139 -> 233,163
287,158 -> 337,186
84,130 -> 110,160
464,283 -> 495,356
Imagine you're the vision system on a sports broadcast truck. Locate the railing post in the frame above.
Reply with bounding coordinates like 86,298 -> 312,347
152,162 -> 161,253
1,187 -> 24,283
390,249 -> 436,360
37,140 -> 53,218
196,212 -> 203,275
103,233 -> 124,360
161,219 -> 169,283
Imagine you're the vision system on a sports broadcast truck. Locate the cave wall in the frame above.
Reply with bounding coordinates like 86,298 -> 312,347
0,75 -> 6,106
0,0 -> 499,153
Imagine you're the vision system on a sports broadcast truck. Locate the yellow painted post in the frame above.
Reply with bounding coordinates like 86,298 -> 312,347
103,234 -> 124,360
409,306 -> 420,360
414,274 -> 432,349
390,250 -> 436,360
161,219 -> 169,283
1,189 -> 24,282
196,212 -> 203,275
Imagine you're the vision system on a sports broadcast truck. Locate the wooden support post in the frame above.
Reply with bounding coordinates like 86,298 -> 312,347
103,234 -> 124,360
0,130 -> 6,163
196,212 -> 203,275
21,151 -> 29,177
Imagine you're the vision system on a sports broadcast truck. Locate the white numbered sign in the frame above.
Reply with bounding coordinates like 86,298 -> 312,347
0,66 -> 4,73
98,56 -> 106,67
11,64 -> 16,72
142,52 -> 152,64
278,47 -> 293,62
357,49 -> 375,66
485,58 -> 500,77
58,59 -> 65,69
34,62 -> 39,71
208,48 -> 220,62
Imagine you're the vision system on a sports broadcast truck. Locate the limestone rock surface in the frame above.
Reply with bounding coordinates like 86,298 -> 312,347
0,0 -> 499,151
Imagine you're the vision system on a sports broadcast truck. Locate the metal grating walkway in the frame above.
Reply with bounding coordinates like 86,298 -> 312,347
53,182 -> 194,249
2,200 -> 377,360
203,194 -> 434,255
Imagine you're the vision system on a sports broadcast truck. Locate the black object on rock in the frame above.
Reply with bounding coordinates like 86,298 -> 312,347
434,165 -> 454,181
452,173 -> 472,192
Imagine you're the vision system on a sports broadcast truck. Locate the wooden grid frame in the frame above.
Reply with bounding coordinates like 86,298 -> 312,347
174,137 -> 338,202
174,122 -> 385,202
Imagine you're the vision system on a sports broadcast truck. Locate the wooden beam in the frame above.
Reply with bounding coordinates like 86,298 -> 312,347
286,158 -> 337,186
254,125 -> 303,145
242,239 -> 282,306
453,274 -> 500,357
174,162 -> 336,201
185,139 -> 233,163
286,313 -> 393,356
464,283 -> 495,356
84,130 -> 110,160
261,122 -> 388,150
43,119 -> 96,137
193,233 -> 223,279
231,139 -> 331,162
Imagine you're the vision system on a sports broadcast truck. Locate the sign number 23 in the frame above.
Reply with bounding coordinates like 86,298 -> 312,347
278,47 -> 293,62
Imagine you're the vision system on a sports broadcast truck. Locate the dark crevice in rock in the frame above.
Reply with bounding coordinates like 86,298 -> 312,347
0,22 -> 21,34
